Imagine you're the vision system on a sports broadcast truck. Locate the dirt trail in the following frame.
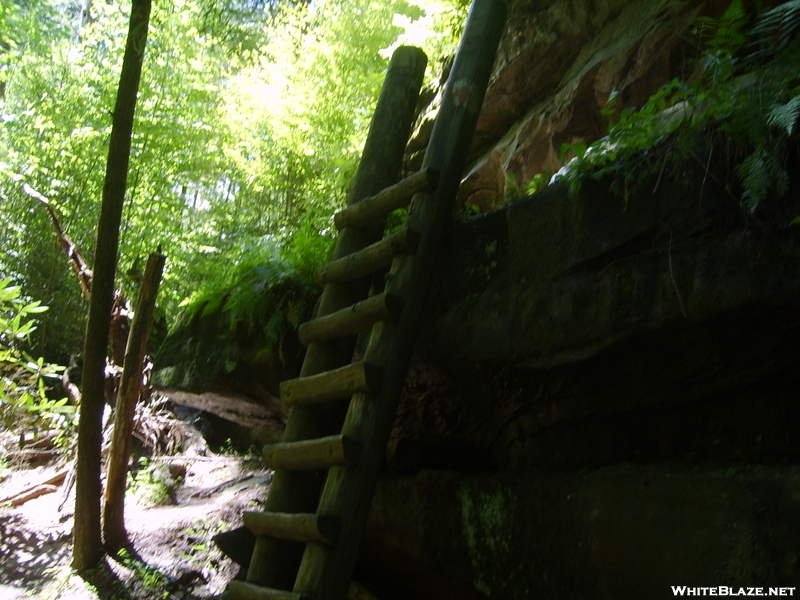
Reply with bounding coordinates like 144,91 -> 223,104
0,455 -> 271,600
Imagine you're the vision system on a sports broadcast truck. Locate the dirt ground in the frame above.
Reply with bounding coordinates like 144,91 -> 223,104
0,450 -> 272,600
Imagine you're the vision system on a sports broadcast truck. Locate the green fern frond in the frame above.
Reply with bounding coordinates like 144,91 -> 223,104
737,151 -> 769,211
285,300 -> 302,328
750,0 -> 800,42
748,0 -> 800,60
767,94 -> 800,135
710,0 -> 748,55
737,148 -> 790,212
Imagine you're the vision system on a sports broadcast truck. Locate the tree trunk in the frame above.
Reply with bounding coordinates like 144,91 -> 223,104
72,0 -> 152,571
103,251 -> 165,552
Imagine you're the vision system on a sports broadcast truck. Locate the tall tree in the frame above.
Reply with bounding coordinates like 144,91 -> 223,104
72,0 -> 152,570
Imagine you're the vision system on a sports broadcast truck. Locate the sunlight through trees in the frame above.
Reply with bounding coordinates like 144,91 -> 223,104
0,0 -> 467,361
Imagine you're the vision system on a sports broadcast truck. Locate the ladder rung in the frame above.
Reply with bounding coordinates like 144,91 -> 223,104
280,362 -> 382,407
317,227 -> 420,284
333,168 -> 439,230
243,511 -> 340,545
228,579 -> 376,600
348,580 -> 380,600
262,435 -> 361,471
297,292 -> 402,346
228,581 -> 310,600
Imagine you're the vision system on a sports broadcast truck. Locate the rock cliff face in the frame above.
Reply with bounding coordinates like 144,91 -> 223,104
410,0 -> 774,211
363,151 -> 800,599
357,1 -> 800,598
390,161 -> 800,471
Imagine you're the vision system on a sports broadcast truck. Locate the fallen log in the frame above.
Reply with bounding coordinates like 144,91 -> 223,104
1,469 -> 68,505
149,455 -> 262,463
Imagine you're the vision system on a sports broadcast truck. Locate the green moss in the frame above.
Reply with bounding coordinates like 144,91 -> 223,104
459,483 -> 516,597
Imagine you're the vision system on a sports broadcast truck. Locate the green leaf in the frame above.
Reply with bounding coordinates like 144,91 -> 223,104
559,142 -> 571,163
23,303 -> 48,314
767,95 -> 800,136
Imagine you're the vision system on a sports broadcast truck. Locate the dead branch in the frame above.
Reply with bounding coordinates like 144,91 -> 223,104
23,183 -> 93,300
62,368 -> 82,405
19,429 -> 62,450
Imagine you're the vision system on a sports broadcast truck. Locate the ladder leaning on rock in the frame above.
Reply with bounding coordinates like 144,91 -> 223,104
227,1 -> 507,599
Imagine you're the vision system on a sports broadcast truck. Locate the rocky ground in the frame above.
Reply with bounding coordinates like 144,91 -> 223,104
0,445 -> 270,600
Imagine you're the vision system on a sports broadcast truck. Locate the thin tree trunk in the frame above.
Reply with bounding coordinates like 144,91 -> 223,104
103,251 -> 165,552
72,0 -> 152,571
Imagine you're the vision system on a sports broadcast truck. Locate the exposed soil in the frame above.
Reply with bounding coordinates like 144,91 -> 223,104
0,449 -> 270,600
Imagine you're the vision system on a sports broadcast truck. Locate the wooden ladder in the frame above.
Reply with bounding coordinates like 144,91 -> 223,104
228,2 -> 506,599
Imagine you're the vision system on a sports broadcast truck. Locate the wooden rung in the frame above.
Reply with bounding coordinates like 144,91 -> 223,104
229,580 -> 375,600
262,435 -> 361,471
317,227 -> 420,284
333,168 -> 439,230
348,581 -> 380,600
280,362 -> 382,407
228,580 -> 310,600
243,511 -> 340,545
298,292 -> 402,346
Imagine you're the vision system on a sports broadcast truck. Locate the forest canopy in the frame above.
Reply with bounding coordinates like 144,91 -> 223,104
0,0 -> 467,360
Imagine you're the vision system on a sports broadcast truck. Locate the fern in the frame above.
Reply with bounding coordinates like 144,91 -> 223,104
199,293 -> 224,319
736,149 -> 790,212
767,94 -> 800,136
154,252 -> 317,391
553,0 -> 800,213
748,0 -> 800,60
710,0 -> 749,55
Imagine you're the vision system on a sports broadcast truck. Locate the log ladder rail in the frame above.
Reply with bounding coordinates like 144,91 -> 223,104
228,2 -> 507,600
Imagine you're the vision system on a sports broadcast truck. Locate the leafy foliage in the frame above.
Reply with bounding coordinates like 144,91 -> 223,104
179,237 -> 315,344
0,0 -> 465,363
553,0 -> 800,212
0,278 -> 72,432
505,170 -> 552,204
127,457 -> 175,507
153,237 -> 317,392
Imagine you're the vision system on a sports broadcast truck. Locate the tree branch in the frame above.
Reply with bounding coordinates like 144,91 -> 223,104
23,183 -> 93,300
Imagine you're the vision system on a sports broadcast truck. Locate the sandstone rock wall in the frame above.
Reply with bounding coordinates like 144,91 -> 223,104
362,465 -> 800,600
358,3 -> 800,595
409,0 -> 774,212
385,151 -> 800,472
